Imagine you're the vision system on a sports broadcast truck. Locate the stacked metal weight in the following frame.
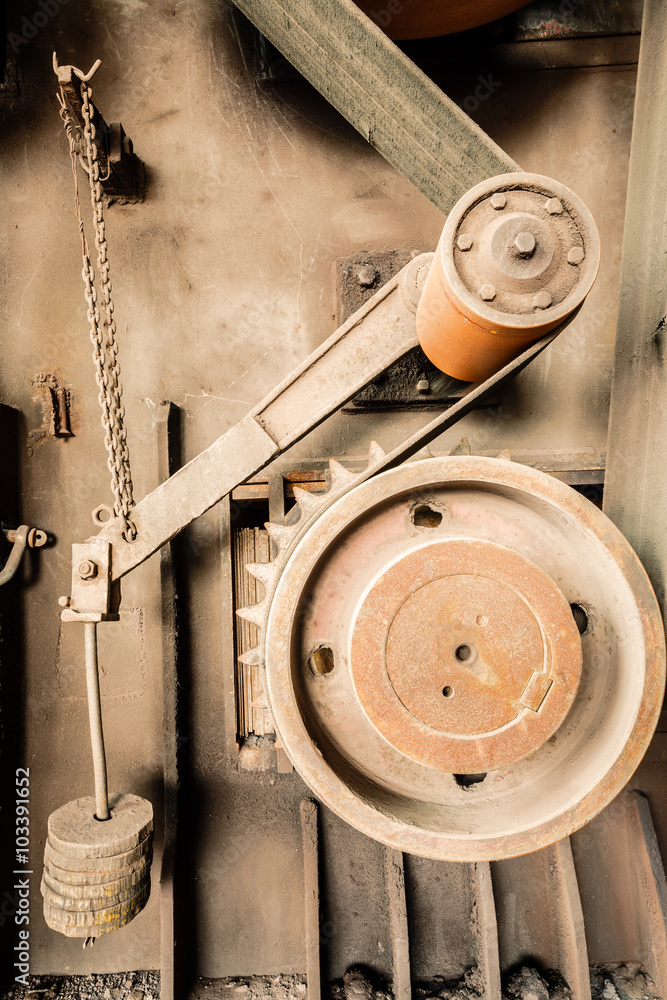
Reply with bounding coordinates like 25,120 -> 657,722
41,793 -> 153,938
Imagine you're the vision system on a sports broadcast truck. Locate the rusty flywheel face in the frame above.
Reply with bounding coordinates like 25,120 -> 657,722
263,457 -> 666,861
350,538 -> 582,774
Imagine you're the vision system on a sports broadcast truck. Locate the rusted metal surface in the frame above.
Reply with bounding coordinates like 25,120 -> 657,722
262,456 -> 665,861
349,539 -> 582,773
416,173 -> 600,381
510,0 -> 643,41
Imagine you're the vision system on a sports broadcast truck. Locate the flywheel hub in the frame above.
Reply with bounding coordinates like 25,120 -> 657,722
350,538 -> 582,774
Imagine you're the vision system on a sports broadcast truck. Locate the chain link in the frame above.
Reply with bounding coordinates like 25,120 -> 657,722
58,78 -> 136,541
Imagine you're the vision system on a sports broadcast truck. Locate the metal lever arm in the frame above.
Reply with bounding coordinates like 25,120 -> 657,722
94,259 -> 427,582
82,259 -> 575,590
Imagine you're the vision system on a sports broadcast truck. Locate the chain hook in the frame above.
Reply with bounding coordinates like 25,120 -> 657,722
53,52 -> 102,83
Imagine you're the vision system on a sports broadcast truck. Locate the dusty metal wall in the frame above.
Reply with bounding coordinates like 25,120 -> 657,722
0,0 -> 648,979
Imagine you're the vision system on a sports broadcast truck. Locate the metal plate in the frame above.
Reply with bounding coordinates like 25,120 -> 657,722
349,538 -> 582,773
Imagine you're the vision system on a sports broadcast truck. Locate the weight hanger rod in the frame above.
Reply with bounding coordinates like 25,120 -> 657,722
83,622 -> 110,821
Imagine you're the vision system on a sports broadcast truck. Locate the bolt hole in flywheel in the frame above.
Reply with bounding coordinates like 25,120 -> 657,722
264,457 -> 666,861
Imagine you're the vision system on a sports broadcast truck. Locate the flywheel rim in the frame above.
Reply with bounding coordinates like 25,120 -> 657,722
264,456 -> 665,861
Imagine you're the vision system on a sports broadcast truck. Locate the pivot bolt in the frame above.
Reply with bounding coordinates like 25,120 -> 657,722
567,246 -> 585,265
58,596 -> 70,608
456,233 -> 473,251
533,290 -> 553,309
545,197 -> 563,215
78,560 -> 98,580
514,232 -> 536,256
489,193 -> 507,210
356,264 -> 378,288
480,284 -> 497,301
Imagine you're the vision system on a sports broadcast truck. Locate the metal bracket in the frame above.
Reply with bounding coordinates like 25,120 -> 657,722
60,540 -> 119,620
0,525 -> 47,586
53,54 -> 145,204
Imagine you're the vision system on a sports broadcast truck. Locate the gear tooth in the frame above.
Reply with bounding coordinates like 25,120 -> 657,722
265,521 -> 294,549
239,645 -> 265,667
293,486 -> 322,516
245,561 -> 273,585
236,602 -> 266,627
368,440 -> 386,464
414,446 -> 434,461
328,458 -> 356,488
450,436 -> 471,456
496,449 -> 512,461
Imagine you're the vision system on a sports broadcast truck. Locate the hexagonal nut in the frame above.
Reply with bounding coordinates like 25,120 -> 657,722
456,233 -> 473,252
479,284 -> 497,302
489,193 -> 507,211
514,231 -> 536,256
78,560 -> 98,581
545,197 -> 563,215
533,290 -> 553,310
356,264 -> 378,288
416,379 -> 430,393
567,246 -> 585,265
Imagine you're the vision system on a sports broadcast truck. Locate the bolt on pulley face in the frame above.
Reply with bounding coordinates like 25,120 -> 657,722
262,457 -> 665,862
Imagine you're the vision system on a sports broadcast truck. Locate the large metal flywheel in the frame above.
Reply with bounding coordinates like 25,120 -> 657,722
244,455 -> 666,861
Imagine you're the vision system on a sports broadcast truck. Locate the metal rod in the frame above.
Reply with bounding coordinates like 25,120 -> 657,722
300,799 -> 321,1000
83,622 -> 110,820
385,848 -> 411,1000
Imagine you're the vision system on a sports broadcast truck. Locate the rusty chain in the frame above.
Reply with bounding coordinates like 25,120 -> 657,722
58,73 -> 136,541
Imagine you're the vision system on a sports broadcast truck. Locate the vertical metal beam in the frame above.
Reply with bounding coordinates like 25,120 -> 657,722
471,862 -> 501,1000
571,789 -> 667,995
385,848 -> 411,1000
632,790 -> 667,989
492,843 -> 590,1000
157,402 -> 180,1000
549,839 -> 591,1000
603,0 -> 667,616
301,799 -> 321,1000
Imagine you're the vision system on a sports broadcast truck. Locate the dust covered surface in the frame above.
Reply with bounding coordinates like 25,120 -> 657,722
190,977 -> 307,1000
0,971 -> 159,1000
590,964 -> 660,1000
0,966 -> 661,1000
